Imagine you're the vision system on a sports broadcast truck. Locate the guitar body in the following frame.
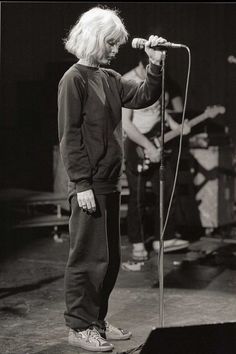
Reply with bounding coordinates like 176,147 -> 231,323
124,123 -> 163,173
124,132 -> 174,174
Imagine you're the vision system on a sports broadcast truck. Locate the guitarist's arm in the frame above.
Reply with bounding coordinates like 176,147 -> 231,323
166,89 -> 191,135
171,96 -> 183,112
122,107 -> 161,163
166,112 -> 191,135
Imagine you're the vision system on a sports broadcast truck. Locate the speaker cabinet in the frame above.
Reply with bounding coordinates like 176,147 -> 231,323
190,146 -> 235,228
141,322 -> 236,354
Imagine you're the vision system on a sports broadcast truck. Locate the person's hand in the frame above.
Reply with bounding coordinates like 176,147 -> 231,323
183,119 -> 191,135
144,140 -> 161,163
77,189 -> 96,214
145,35 -> 167,64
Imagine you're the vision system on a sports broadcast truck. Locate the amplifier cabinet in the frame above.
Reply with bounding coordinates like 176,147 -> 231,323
190,146 -> 235,228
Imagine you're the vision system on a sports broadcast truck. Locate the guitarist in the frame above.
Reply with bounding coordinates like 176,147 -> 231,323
122,52 -> 190,261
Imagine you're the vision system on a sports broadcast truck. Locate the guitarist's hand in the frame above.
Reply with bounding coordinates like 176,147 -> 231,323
144,141 -> 161,163
183,119 -> 191,135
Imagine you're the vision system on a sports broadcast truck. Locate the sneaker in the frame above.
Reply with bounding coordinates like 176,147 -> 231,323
132,243 -> 148,261
121,260 -> 145,271
153,238 -> 189,253
68,327 -> 114,352
132,249 -> 148,261
104,321 -> 132,340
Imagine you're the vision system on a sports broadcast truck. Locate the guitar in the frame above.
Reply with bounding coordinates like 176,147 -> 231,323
125,105 -> 225,173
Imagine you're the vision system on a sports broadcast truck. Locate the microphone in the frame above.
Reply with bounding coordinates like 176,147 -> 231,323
132,38 -> 184,49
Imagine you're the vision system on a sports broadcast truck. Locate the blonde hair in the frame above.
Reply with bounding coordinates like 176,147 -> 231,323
64,6 -> 129,61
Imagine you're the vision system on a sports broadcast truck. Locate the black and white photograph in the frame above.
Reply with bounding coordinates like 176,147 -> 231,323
0,2 -> 236,353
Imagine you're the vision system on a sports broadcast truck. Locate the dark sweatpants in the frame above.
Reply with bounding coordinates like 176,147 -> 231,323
64,192 -> 121,330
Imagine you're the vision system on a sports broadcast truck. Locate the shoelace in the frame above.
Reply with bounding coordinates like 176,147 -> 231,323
88,328 -> 105,341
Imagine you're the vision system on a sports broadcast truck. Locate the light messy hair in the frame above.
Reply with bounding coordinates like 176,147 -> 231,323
64,6 -> 129,61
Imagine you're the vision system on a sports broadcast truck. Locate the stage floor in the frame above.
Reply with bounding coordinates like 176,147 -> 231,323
1,229 -> 236,354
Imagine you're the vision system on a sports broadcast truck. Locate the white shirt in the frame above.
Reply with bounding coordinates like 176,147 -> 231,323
123,67 -> 162,134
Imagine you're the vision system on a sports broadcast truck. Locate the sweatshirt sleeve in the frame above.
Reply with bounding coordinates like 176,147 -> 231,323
57,71 -> 92,193
119,62 -> 162,109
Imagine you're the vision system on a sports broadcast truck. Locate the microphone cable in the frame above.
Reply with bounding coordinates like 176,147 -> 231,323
116,343 -> 144,354
134,42 -> 191,259
120,45 -> 191,352
160,45 -> 191,244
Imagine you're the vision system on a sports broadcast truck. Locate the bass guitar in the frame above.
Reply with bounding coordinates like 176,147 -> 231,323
125,105 -> 225,173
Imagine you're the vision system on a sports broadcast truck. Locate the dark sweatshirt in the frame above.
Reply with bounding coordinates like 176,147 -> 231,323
58,62 -> 162,198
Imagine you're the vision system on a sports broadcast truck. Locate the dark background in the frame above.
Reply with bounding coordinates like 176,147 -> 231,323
1,2 -> 236,191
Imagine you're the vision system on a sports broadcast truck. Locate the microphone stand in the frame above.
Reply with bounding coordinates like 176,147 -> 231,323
158,50 -> 167,327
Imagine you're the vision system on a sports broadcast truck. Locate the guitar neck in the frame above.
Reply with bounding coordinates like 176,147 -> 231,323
164,112 -> 207,143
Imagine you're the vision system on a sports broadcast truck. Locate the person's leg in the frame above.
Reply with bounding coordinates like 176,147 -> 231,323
98,192 -> 121,322
97,192 -> 132,341
126,167 -> 145,244
64,194 -> 110,330
126,166 -> 148,260
151,161 -> 189,252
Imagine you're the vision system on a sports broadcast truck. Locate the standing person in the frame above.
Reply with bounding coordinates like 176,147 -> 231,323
122,51 -> 190,262
58,6 -> 166,352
